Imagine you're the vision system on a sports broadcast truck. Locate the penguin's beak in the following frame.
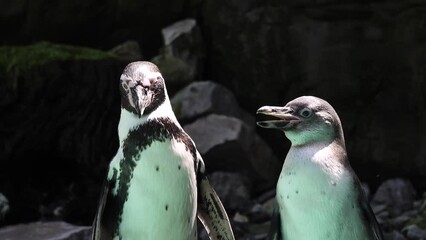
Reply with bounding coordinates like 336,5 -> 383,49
131,85 -> 152,118
256,106 -> 300,129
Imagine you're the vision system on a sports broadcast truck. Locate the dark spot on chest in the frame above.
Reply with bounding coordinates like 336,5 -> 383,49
123,117 -> 196,160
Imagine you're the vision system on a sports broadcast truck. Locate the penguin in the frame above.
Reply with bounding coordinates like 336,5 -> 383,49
256,96 -> 383,240
92,61 -> 235,240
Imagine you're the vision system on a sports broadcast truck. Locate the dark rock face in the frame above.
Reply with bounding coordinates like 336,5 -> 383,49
0,0 -> 195,57
201,1 -> 290,110
0,43 -> 124,225
200,0 -> 426,190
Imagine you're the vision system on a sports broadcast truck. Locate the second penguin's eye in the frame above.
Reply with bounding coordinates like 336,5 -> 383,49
300,108 -> 312,118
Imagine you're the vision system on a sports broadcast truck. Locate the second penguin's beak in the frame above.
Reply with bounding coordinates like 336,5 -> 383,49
256,106 -> 300,129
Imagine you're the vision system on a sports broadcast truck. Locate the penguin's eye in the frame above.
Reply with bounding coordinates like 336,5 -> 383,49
299,108 -> 312,118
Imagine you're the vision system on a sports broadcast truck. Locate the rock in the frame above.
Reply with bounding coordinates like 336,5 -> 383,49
171,81 -> 254,125
388,213 -> 417,230
260,197 -> 276,218
246,204 -> 270,223
151,51 -> 194,95
161,18 -> 205,79
151,18 -> 205,94
233,212 -> 249,223
184,114 -> 280,192
372,204 -> 387,215
402,225 -> 426,240
208,172 -> 251,213
372,178 -> 417,217
232,221 -> 270,240
0,221 -> 91,240
361,182 -> 371,200
184,114 -> 251,166
384,230 -> 407,240
108,40 -> 142,63
0,193 -> 10,222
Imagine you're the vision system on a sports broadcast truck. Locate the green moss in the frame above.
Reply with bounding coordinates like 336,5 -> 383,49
0,41 -> 116,74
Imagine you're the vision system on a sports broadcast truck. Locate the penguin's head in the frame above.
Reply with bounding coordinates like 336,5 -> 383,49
119,61 -> 167,117
257,96 -> 344,146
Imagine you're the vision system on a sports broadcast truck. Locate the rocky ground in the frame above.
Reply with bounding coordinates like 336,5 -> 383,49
0,178 -> 425,239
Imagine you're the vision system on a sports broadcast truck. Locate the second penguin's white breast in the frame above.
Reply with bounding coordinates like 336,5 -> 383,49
276,146 -> 366,240
119,139 -> 198,240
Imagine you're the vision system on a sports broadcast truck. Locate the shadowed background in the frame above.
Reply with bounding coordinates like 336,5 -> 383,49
0,0 -> 425,239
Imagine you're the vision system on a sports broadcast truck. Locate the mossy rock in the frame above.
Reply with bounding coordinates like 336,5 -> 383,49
0,41 -> 117,105
0,41 -> 115,74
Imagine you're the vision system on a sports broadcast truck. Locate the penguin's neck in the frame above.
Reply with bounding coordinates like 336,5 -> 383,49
118,97 -> 180,145
285,140 -> 347,180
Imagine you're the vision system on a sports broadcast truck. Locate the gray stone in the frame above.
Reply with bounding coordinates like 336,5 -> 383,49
384,230 -> 407,240
388,214 -> 415,230
184,114 -> 251,162
0,193 -> 9,221
109,40 -> 142,62
246,190 -> 276,223
208,172 -> 251,212
152,18 -> 205,93
184,114 -> 281,191
372,203 -> 387,215
247,203 -> 270,223
151,52 -> 193,94
361,182 -> 371,200
261,197 -> 276,218
233,212 -> 249,223
162,18 -> 197,46
402,225 -> 426,240
171,81 -> 254,125
0,221 -> 91,240
372,178 -> 417,217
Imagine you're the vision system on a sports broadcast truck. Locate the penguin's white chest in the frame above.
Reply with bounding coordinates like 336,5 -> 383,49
119,139 -> 198,240
276,146 -> 368,240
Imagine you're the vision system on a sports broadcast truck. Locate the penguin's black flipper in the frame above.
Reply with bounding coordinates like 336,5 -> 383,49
266,199 -> 282,240
358,187 -> 384,240
196,159 -> 235,240
92,176 -> 116,240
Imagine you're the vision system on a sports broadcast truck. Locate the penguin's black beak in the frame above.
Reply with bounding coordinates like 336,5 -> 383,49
130,85 -> 151,118
256,106 -> 300,129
